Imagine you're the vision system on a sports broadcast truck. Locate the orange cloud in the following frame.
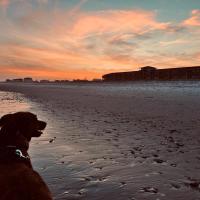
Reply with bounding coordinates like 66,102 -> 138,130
183,9 -> 200,26
70,10 -> 169,37
0,43 -> 131,79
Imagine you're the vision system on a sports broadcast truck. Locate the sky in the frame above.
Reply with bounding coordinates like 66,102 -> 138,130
0,0 -> 200,80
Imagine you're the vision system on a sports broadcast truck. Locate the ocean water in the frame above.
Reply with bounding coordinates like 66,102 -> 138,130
0,91 -> 31,116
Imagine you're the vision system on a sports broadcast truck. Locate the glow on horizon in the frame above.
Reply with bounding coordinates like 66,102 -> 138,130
0,0 -> 200,80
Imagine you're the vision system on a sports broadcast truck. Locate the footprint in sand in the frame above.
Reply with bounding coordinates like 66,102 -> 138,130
153,158 -> 166,164
140,187 -> 158,194
184,177 -> 200,191
171,183 -> 181,190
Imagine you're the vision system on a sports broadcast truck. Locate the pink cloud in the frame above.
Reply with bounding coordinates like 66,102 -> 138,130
70,10 -> 169,37
183,9 -> 200,26
0,0 -> 9,6
0,0 -> 9,13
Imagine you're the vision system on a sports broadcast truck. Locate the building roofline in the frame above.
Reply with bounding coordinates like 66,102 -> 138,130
102,66 -> 200,77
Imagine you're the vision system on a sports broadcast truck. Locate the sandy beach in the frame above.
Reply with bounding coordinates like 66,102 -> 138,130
0,82 -> 200,200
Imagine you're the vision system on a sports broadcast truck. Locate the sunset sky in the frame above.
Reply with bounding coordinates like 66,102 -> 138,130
0,0 -> 200,80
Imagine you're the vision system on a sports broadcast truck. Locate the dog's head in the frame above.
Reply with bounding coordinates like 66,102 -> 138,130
0,112 -> 46,148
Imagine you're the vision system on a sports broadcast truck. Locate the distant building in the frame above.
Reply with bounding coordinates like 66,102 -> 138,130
73,79 -> 89,82
102,66 -> 200,81
54,80 -> 69,83
40,80 -> 50,83
6,77 -> 34,83
12,78 -> 23,82
92,79 -> 102,82
24,77 -> 33,83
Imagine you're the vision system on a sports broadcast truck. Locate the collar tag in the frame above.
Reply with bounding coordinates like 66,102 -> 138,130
15,149 -> 30,160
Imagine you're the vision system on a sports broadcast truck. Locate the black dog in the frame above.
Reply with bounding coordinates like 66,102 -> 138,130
0,112 -> 52,200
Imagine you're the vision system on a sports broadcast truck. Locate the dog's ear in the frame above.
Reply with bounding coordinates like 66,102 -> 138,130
0,114 -> 13,127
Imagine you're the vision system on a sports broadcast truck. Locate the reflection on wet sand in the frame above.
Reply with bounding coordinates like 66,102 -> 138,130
0,91 -> 30,115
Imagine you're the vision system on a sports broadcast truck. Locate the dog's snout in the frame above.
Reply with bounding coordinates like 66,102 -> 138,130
38,121 -> 46,130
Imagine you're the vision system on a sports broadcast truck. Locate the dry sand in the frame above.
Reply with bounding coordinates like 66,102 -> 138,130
0,82 -> 200,200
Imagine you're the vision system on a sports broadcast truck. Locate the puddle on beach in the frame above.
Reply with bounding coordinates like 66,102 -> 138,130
0,84 -> 200,200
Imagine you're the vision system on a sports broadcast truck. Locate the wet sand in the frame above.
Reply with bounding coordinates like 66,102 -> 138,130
0,82 -> 200,200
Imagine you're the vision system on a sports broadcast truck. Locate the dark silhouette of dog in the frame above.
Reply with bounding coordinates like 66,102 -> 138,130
0,112 -> 52,200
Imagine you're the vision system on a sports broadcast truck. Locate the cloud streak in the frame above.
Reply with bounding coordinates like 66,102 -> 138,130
69,10 -> 170,37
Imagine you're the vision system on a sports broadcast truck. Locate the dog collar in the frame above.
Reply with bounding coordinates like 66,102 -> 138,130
15,149 -> 30,160
0,145 -> 30,161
